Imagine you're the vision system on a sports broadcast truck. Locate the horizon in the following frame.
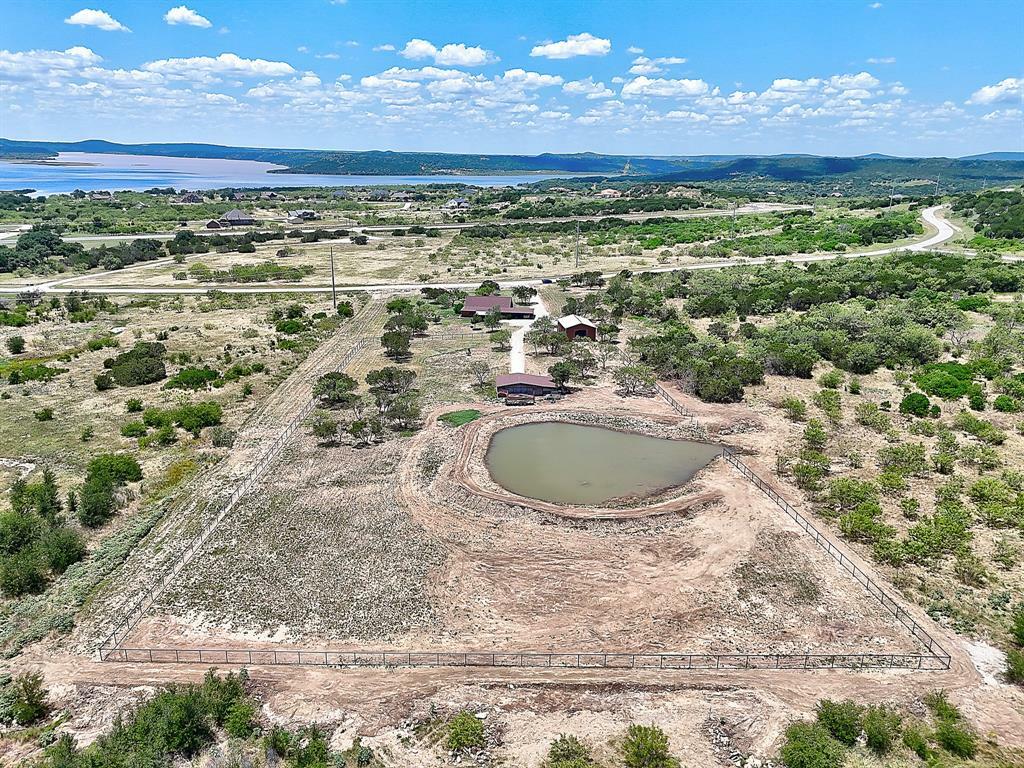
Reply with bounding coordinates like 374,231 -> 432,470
2,0 -> 1022,157
2,137 -> 1022,161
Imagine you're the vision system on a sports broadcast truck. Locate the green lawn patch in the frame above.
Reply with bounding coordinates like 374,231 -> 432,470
439,409 -> 481,427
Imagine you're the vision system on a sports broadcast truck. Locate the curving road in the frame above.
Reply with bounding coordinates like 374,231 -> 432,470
3,205 -> 969,297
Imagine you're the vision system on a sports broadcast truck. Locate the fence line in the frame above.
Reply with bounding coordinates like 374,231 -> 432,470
99,646 -> 948,671
98,373 -> 950,672
96,338 -> 369,656
719,447 -> 950,666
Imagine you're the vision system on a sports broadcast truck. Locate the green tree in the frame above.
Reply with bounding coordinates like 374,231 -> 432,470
313,372 -> 360,408
5,335 -> 25,354
10,671 -> 48,725
622,724 -> 675,768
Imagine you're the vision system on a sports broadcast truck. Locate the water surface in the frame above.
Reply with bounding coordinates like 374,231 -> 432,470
485,422 -> 720,505
0,152 -> 571,195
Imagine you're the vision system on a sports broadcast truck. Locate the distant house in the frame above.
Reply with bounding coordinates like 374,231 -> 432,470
459,295 -> 534,319
288,209 -> 318,222
389,191 -> 416,202
219,209 -> 256,226
88,191 -> 114,201
260,191 -> 280,200
557,314 -> 597,341
443,197 -> 471,210
178,192 -> 204,204
495,373 -> 559,398
205,219 -> 224,229
596,188 -> 622,199
332,190 -> 350,199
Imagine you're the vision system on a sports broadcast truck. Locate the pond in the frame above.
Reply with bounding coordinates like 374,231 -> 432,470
485,422 -> 721,506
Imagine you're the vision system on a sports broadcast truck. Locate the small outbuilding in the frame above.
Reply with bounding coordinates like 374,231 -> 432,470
459,295 -> 534,319
495,373 -> 559,398
557,314 -> 597,341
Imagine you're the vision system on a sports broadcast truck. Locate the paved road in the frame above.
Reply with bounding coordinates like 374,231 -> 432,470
0,206 -> 977,297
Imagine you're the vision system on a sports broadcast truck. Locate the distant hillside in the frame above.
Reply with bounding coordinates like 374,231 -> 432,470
0,138 -> 685,176
647,156 -> 1024,190
960,152 -> 1024,162
2,139 -> 1021,190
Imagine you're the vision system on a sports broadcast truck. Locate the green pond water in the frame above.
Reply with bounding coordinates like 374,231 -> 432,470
485,422 -> 721,505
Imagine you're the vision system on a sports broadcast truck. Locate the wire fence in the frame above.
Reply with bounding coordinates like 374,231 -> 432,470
719,447 -> 950,667
96,338 -> 369,656
98,372 -> 949,672
99,646 -> 950,670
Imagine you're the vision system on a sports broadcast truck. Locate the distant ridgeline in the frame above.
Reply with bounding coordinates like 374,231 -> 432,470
1,138 -> 1021,192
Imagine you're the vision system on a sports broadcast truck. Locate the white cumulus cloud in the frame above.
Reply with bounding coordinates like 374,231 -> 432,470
142,52 -> 295,80
530,33 -> 610,59
400,39 -> 497,67
64,8 -> 130,32
621,76 -> 708,98
563,77 -> 613,99
967,77 -> 1023,105
164,6 -> 212,28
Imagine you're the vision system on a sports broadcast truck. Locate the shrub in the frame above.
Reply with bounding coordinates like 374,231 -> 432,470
899,392 -> 931,417
934,720 -> 977,758
803,419 -> 827,450
209,426 -> 236,448
818,370 -> 843,389
106,342 -> 166,386
779,722 -> 844,768
6,335 -> 25,354
164,366 -> 219,390
0,551 -> 47,596
78,474 -> 117,528
547,734 -> 593,767
780,397 -> 806,421
224,701 -> 256,738
121,421 -> 148,438
1006,648 -> 1024,685
88,454 -> 142,484
1011,604 -> 1024,646
902,724 -> 931,759
622,724 -> 675,768
812,389 -> 842,423
94,373 -> 114,391
33,407 -> 54,421
9,671 -> 48,725
815,699 -> 863,746
126,397 -> 144,412
862,705 -> 900,754
993,394 -> 1020,412
0,510 -> 42,556
446,711 -> 485,751
40,526 -> 86,574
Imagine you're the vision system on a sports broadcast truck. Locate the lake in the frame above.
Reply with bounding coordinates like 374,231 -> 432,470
485,422 -> 721,506
0,152 -> 570,196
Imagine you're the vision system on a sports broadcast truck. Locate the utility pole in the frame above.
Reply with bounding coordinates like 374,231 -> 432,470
888,180 -> 896,210
574,220 -> 581,269
329,245 -> 337,309
934,177 -> 941,196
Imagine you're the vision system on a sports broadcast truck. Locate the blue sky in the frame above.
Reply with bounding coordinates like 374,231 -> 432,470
1,0 -> 1021,156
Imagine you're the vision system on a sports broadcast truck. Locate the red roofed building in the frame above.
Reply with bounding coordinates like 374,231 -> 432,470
459,295 -> 534,319
556,314 -> 597,341
495,373 -> 559,397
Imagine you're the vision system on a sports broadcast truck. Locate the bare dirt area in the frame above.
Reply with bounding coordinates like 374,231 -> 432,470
121,386 -> 922,662
66,296 -> 391,651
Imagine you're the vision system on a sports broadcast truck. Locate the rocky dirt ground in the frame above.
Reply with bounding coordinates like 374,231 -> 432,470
122,388 -> 921,661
